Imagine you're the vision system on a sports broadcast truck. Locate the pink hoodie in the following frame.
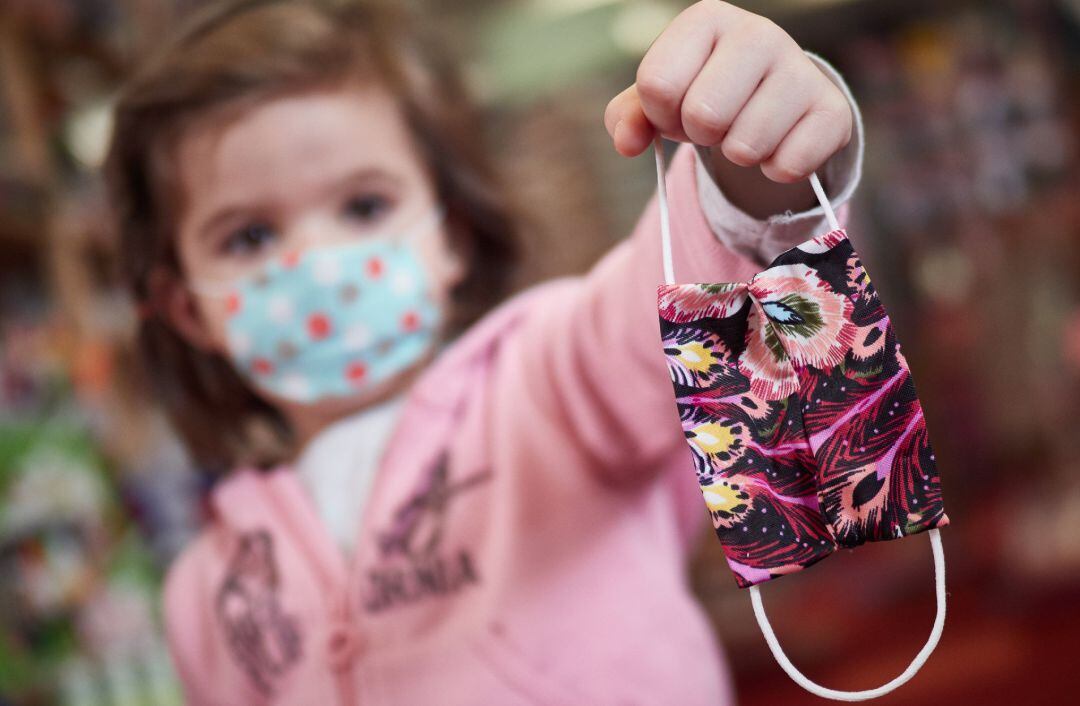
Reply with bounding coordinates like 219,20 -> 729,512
163,139 -> 853,705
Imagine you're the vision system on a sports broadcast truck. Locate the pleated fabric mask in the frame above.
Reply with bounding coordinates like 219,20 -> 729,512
653,136 -> 949,701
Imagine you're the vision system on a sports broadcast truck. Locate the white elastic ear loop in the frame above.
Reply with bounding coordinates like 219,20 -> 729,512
809,170 -> 841,231
654,134 -> 676,287
749,528 -> 947,702
652,135 -> 838,288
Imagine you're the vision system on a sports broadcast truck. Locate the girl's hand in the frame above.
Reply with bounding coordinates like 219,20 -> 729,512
604,0 -> 853,185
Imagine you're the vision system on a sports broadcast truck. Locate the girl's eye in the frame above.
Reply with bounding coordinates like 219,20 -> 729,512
221,222 -> 277,256
343,194 -> 391,223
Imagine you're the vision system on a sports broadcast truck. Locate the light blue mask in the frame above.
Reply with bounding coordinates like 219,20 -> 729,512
193,206 -> 445,404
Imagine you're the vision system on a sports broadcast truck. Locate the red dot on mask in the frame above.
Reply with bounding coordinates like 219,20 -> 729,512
282,250 -> 302,268
401,311 -> 419,331
252,358 -> 274,375
225,292 -> 242,316
308,313 -> 332,340
366,257 -> 384,278
346,362 -> 367,383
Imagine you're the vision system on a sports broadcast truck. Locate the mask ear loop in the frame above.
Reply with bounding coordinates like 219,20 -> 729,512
654,134 -> 839,288
750,529 -> 946,701
653,135 -> 947,701
655,135 -> 677,286
809,165 -> 841,232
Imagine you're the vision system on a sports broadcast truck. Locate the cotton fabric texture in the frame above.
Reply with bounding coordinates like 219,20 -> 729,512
658,229 -> 949,588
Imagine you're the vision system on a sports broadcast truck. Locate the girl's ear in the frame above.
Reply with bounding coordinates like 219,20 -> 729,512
149,267 -> 221,353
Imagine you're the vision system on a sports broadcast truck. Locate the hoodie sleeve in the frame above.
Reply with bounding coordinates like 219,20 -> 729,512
692,50 -> 865,267
508,54 -> 863,487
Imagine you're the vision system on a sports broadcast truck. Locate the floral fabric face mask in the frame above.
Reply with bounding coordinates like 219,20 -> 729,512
652,137 -> 949,701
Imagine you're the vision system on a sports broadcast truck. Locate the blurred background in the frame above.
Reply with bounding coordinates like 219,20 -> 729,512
1,0 -> 1078,704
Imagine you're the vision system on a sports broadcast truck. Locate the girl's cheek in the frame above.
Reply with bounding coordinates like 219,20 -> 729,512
192,294 -> 235,353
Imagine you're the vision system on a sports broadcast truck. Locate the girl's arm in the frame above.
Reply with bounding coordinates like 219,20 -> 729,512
507,141 -> 858,486
505,7 -> 862,486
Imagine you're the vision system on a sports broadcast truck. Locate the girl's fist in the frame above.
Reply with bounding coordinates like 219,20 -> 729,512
604,0 -> 853,184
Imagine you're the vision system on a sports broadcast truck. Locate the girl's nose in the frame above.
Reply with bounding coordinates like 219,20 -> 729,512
291,214 -> 352,251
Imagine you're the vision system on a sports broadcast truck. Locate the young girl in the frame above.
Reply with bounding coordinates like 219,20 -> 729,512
105,0 -> 863,703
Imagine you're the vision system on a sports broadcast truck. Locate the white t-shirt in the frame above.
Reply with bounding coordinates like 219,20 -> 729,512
294,393 -> 407,557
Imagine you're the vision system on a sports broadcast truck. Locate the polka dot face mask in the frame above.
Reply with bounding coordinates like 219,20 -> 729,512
191,206 -> 445,405
651,138 -> 949,701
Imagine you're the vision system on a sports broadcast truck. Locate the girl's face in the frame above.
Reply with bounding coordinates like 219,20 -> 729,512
165,84 -> 465,443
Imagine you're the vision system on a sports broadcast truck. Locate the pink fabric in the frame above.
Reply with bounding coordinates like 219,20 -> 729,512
163,142 -> 849,705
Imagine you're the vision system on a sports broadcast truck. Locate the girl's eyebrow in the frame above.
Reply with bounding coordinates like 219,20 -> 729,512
192,166 -> 407,240
335,166 -> 406,190
194,204 -> 258,243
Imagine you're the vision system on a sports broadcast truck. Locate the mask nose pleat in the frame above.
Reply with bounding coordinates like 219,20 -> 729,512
749,240 -> 949,551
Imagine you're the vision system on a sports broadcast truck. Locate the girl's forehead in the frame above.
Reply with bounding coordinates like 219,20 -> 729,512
176,85 -> 429,211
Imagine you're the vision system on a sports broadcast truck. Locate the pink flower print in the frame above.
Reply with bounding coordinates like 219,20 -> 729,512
748,264 -> 855,372
657,282 -> 747,324
742,303 -> 800,401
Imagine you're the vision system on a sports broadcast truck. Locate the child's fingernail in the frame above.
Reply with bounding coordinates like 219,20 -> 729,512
613,119 -> 626,146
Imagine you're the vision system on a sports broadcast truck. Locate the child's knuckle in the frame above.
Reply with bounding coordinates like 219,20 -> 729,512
722,134 -> 765,165
693,0 -> 729,20
776,147 -> 814,179
636,70 -> 680,109
682,98 -> 726,141
822,92 -> 851,121
775,159 -> 807,182
738,15 -> 782,46
808,99 -> 849,137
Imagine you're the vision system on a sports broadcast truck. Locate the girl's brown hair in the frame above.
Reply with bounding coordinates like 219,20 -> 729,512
104,0 -> 523,472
